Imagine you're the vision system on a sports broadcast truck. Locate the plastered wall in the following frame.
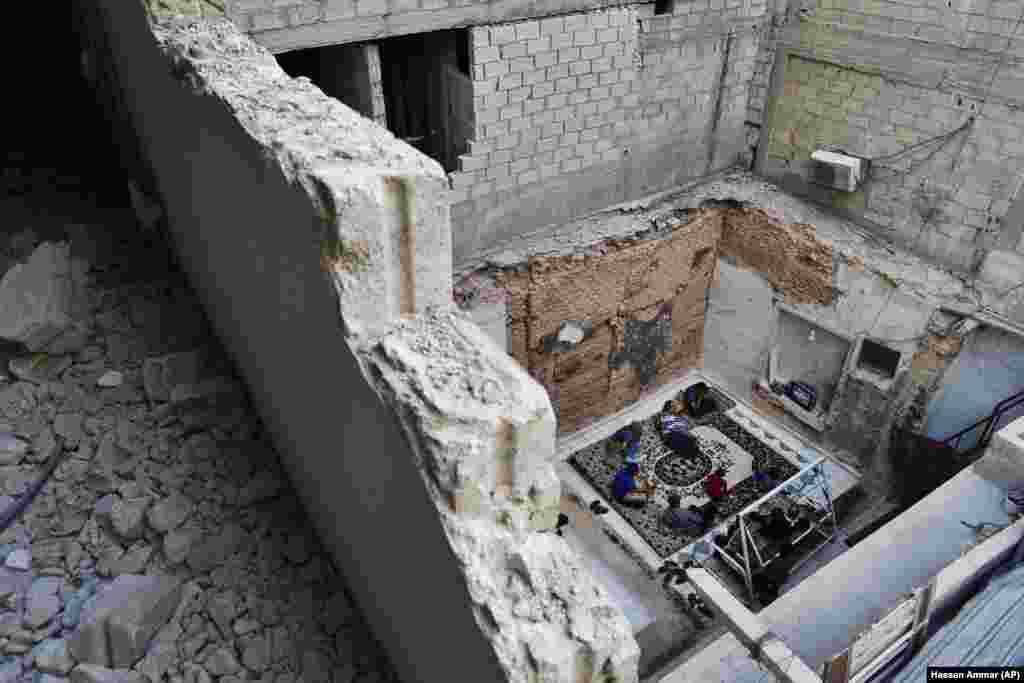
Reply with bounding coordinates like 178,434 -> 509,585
703,208 -> 969,494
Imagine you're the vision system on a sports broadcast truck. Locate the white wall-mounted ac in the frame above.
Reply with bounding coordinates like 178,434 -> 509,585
810,149 -> 865,193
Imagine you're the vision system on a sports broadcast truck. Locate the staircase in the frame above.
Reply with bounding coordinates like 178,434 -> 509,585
939,387 -> 1024,457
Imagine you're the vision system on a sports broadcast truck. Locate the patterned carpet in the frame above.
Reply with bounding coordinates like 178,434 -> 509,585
570,409 -> 800,558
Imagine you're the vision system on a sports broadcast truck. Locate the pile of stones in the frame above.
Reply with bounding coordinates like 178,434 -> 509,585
0,187 -> 396,683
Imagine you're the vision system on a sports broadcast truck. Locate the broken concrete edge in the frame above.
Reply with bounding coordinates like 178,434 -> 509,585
141,17 -> 638,683
358,308 -> 641,683
453,170 -> 1021,325
147,17 -> 452,343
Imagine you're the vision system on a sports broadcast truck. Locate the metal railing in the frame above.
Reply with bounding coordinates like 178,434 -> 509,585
940,388 -> 1024,455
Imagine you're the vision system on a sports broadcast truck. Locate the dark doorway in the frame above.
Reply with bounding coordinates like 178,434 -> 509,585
276,43 -> 382,122
379,29 -> 474,172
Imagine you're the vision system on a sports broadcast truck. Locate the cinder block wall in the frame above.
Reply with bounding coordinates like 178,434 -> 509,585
449,5 -> 763,260
760,1 -> 1024,273
230,0 -> 639,48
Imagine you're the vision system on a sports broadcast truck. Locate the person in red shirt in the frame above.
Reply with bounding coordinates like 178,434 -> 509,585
704,468 -> 728,501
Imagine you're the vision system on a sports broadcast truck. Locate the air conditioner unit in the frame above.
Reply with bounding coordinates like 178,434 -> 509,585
810,150 -> 865,193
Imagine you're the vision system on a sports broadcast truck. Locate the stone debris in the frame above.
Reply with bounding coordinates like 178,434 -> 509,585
109,497 -> 150,541
32,638 -> 75,675
70,664 -> 149,683
68,574 -> 183,668
0,433 -> 29,466
0,184 -> 398,683
96,371 -> 123,388
0,242 -> 89,354
5,548 -> 31,571
145,492 -> 193,533
8,354 -> 74,385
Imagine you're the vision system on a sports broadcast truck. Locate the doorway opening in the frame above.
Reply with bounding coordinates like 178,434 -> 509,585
379,29 -> 474,172
276,42 -> 386,125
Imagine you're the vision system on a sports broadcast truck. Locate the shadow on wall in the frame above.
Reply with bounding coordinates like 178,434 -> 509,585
925,327 -> 1024,446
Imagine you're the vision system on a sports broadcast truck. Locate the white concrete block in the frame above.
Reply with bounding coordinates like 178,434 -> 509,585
978,249 -> 1024,292
973,415 -> 1024,490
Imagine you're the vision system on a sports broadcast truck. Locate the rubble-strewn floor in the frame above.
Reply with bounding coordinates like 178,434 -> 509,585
0,187 -> 397,683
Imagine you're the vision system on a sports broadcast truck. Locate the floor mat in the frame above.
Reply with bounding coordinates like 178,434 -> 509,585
570,411 -> 799,558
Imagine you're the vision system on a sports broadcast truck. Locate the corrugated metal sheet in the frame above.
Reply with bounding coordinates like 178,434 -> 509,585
891,562 -> 1024,682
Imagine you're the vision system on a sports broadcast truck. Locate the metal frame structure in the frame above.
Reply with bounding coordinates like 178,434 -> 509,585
709,456 -> 838,604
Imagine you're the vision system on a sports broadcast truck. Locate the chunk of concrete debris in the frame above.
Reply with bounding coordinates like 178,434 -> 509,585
142,349 -> 209,402
5,548 -> 30,571
0,659 -> 20,683
32,638 -> 75,675
25,577 -> 64,629
70,665 -> 148,683
187,525 -> 245,573
0,433 -> 29,466
53,411 -> 84,445
8,354 -> 73,384
163,527 -> 202,566
203,646 -> 241,676
96,371 -> 123,388
109,498 -> 150,541
24,592 -> 61,629
0,242 -> 89,354
146,492 -> 194,533
67,574 -> 183,669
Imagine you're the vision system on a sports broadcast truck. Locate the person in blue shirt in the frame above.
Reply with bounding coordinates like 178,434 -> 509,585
752,464 -> 779,492
659,401 -> 697,457
611,462 -> 655,508
609,422 -> 643,464
661,493 -> 710,535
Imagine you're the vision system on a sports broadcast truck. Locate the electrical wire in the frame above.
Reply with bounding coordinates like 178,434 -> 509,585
909,0 -> 1024,257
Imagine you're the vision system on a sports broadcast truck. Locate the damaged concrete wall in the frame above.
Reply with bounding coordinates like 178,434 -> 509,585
463,210 -> 721,434
703,205 -> 968,495
760,4 -> 1024,274
449,6 -> 762,261
86,5 -> 639,682
924,326 -> 1024,443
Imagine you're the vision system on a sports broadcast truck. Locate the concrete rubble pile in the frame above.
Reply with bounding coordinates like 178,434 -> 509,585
0,195 -> 397,683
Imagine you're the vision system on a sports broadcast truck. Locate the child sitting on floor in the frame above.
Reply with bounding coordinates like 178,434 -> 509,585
608,422 -> 644,464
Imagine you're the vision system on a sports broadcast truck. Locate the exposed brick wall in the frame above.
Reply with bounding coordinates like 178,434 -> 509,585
495,209 -> 721,434
759,0 -> 1024,272
719,207 -> 836,305
449,4 -> 765,260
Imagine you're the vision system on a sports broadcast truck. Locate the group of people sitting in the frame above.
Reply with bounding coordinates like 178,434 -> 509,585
606,385 -> 730,531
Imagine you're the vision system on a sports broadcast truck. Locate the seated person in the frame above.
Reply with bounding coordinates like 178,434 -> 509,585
661,493 -> 712,535
753,507 -> 792,542
611,462 -> 656,508
752,464 -> 780,492
684,382 -> 718,419
608,422 -> 644,464
703,468 -> 728,502
659,401 -> 698,456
